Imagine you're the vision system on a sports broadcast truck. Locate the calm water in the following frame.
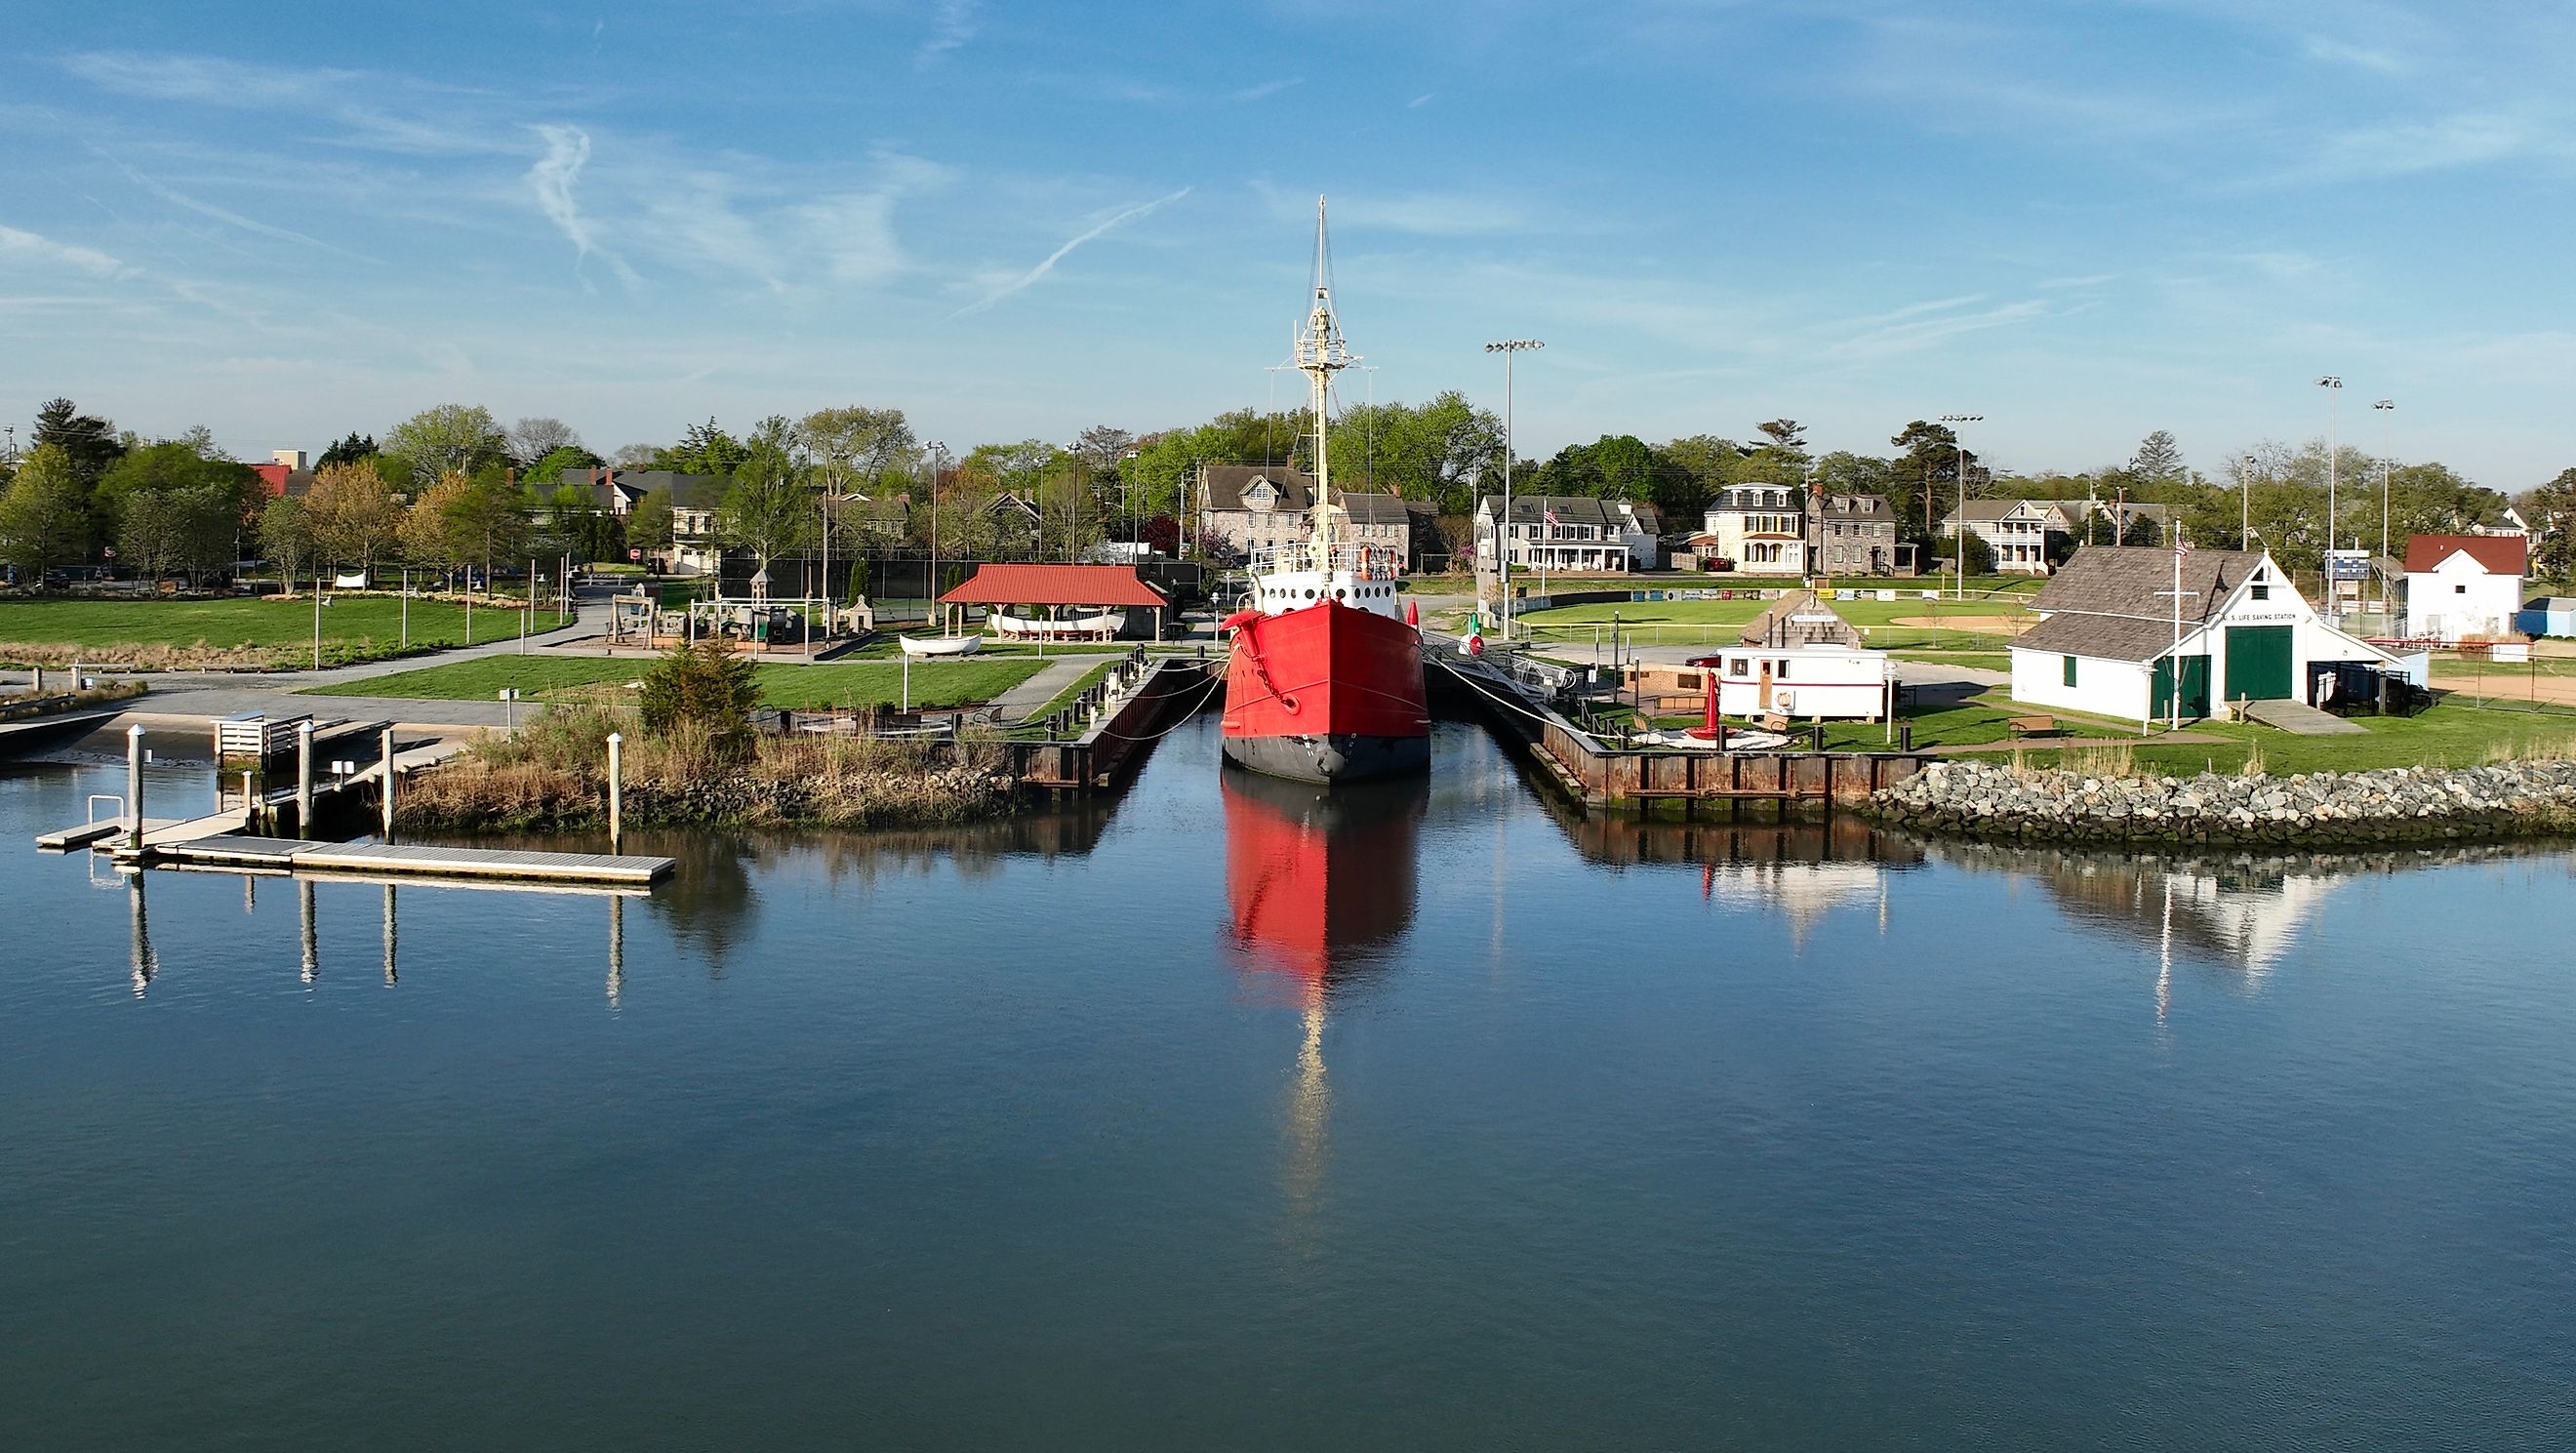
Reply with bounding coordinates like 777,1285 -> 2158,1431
3,720 -> 2572,1450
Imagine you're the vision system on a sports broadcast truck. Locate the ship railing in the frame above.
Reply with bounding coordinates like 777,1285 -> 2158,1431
1246,543 -> 1404,581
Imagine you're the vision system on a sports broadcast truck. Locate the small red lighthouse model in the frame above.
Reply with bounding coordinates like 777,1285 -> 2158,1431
1219,199 -> 1429,784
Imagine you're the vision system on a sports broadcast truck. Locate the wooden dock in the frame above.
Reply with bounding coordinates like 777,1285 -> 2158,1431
131,835 -> 675,886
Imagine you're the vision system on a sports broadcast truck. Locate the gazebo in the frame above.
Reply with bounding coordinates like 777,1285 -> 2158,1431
935,563 -> 1169,640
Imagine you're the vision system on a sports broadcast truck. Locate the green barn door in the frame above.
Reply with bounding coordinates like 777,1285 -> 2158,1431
2153,655 -> 2212,719
2225,626 -> 2293,701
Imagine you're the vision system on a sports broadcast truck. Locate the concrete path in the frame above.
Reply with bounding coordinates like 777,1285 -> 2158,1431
986,657 -> 1109,722
2241,699 -> 2368,735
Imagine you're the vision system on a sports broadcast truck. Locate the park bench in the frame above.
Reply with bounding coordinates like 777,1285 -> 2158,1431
2005,713 -> 2058,739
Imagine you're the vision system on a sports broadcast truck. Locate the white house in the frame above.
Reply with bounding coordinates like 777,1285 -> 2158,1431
2402,534 -> 2526,642
1700,484 -> 1810,576
1474,495 -> 1661,573
1940,499 -> 2075,575
2008,545 -> 2393,724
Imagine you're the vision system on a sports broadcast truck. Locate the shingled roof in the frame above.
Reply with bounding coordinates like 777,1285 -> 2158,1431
2403,534 -> 2526,575
2013,545 -> 2270,663
1203,464 -> 1315,511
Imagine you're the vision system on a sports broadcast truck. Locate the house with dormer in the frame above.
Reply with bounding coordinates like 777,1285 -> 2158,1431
1197,464 -> 1412,568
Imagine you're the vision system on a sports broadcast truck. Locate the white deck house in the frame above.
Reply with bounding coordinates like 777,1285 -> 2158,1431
1688,590 -> 1893,720
2402,534 -> 2526,642
2009,545 -> 2393,724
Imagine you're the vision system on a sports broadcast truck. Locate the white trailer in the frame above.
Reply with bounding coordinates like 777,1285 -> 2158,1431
1691,645 -> 1893,720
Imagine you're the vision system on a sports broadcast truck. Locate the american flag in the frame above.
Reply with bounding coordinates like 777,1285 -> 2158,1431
1544,505 -> 1560,527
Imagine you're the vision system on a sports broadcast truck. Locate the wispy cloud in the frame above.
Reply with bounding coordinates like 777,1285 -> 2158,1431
527,124 -> 642,289
1408,93 -> 1435,107
953,186 -> 1192,315
1233,77 -> 1303,101
94,147 -> 369,260
0,222 -> 127,278
917,0 -> 979,69
2300,35 -> 2407,74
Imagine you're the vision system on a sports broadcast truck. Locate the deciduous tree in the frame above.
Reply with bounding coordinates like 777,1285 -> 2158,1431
506,417 -> 584,465
0,445 -> 90,585
259,495 -> 319,590
382,404 -> 508,486
716,418 -> 813,594
303,461 -> 405,577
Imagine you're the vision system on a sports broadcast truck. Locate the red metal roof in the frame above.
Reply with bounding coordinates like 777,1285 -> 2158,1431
2403,534 -> 2526,576
938,563 -> 1167,607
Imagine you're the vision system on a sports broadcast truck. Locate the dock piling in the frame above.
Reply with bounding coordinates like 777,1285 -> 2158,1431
125,724 -> 144,852
296,721 -> 315,837
606,732 -> 624,852
380,726 -> 397,842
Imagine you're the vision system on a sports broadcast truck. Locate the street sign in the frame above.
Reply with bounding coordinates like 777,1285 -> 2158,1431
629,547 -> 643,562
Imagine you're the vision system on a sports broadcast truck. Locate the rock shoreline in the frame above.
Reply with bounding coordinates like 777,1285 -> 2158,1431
1869,759 -> 2576,845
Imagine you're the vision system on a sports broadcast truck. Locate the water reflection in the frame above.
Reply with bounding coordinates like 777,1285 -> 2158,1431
1219,765 -> 1425,998
127,869 -> 156,997
1220,764 -> 1429,1233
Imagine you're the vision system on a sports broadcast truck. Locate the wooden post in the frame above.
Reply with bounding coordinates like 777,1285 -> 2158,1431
380,725 -> 397,842
606,732 -> 624,852
296,720 -> 315,837
126,723 -> 145,852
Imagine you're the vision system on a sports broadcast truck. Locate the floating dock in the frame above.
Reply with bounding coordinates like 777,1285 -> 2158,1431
129,835 -> 675,887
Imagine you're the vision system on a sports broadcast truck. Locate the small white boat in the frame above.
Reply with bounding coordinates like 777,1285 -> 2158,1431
991,610 -> 1125,640
899,633 -> 983,658
1630,728 -> 1794,752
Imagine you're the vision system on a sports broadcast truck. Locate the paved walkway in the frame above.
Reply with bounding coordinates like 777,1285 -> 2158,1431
2242,699 -> 2368,735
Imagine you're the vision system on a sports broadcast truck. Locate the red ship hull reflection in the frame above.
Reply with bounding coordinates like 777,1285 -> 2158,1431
1220,762 -> 1426,999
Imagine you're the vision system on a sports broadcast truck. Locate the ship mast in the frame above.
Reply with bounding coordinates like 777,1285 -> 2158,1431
1298,197 -> 1357,573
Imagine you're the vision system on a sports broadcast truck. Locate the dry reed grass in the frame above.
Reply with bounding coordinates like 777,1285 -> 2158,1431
400,704 -> 1016,831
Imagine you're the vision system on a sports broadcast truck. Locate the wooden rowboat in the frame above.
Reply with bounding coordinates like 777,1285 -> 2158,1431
899,634 -> 983,658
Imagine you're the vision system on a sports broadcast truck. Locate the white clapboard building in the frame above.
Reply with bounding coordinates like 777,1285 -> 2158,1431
2401,534 -> 2526,643
2008,545 -> 2393,724
1688,589 -> 1893,720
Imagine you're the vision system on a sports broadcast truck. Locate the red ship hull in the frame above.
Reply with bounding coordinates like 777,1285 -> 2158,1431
1222,600 -> 1429,784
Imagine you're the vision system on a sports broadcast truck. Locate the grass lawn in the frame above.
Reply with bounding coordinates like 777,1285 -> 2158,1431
302,655 -> 1042,709
1890,649 -> 2012,673
1606,677 -> 2576,776
1979,692 -> 2576,775
0,595 -> 570,666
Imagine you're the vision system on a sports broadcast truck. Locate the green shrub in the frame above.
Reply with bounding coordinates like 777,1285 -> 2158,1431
638,640 -> 758,758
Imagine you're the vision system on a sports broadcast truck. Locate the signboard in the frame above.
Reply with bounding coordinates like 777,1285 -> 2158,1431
2325,549 -> 2371,583
629,547 -> 643,562
2492,642 -> 2532,664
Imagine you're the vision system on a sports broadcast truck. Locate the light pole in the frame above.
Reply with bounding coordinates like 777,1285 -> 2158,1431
922,441 -> 946,629
1939,415 -> 1982,599
2316,374 -> 2343,585
1486,339 -> 1544,641
2373,398 -> 2395,563
2239,454 -> 2256,551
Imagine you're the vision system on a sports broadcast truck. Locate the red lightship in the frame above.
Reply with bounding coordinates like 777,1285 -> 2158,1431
1219,199 -> 1429,785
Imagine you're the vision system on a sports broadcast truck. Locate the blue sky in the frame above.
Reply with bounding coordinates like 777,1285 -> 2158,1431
3,1 -> 2570,489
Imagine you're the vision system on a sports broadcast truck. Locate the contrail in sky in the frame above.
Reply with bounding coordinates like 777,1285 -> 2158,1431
953,186 -> 1191,316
